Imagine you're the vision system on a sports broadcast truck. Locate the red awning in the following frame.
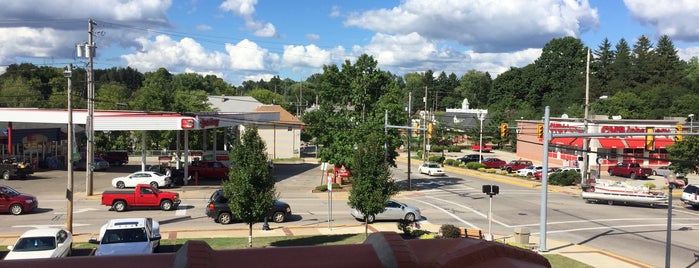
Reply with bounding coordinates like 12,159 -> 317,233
550,138 -> 583,147
655,138 -> 674,149
625,138 -> 645,149
598,138 -> 625,149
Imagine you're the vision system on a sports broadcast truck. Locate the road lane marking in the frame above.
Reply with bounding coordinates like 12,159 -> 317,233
407,197 -> 480,229
176,204 -> 188,216
422,195 -> 513,228
13,223 -> 90,228
531,222 -> 699,235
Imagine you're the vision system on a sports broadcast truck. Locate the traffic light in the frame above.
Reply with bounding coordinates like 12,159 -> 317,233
536,124 -> 544,139
413,122 -> 419,137
427,122 -> 434,139
675,123 -> 683,142
645,127 -> 655,151
500,123 -> 508,138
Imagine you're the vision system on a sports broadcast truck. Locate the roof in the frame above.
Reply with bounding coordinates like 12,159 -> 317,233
106,218 -> 149,229
253,105 -> 303,125
207,96 -> 263,113
19,228 -> 64,237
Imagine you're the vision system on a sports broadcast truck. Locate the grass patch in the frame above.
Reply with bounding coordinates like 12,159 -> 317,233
543,254 -> 594,268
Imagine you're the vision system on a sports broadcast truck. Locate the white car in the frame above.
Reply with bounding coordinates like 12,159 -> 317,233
89,218 -> 161,256
418,162 -> 445,176
516,165 -> 544,177
350,199 -> 422,223
112,171 -> 171,189
4,228 -> 72,260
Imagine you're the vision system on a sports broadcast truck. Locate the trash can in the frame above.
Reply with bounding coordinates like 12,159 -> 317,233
514,227 -> 530,245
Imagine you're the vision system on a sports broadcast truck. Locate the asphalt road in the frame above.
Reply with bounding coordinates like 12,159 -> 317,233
2,157 -> 699,267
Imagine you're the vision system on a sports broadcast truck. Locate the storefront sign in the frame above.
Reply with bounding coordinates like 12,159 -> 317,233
601,126 -> 671,134
199,118 -> 220,128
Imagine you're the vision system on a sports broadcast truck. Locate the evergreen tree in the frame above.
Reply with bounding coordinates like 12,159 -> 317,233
347,131 -> 396,236
222,126 -> 277,247
592,38 -> 615,97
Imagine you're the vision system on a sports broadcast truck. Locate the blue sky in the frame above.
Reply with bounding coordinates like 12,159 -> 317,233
2,0 -> 699,86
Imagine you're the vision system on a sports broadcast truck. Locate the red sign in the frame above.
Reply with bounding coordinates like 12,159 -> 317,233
601,126 -> 671,134
549,123 -> 583,134
199,118 -> 220,128
158,156 -> 172,161
181,118 -> 195,129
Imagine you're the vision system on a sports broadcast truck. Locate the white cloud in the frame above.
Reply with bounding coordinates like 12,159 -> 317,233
282,45 -> 334,68
345,0 -> 598,52
678,47 -> 699,61
197,24 -> 212,31
185,68 -> 224,79
243,73 -> 276,82
306,33 -> 320,41
220,0 -> 277,37
225,39 -> 279,71
624,0 -> 699,42
0,27 -> 82,64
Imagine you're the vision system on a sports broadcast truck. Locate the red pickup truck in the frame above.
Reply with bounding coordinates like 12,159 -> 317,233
100,184 -> 180,212
471,143 -> 493,152
188,161 -> 230,179
607,162 -> 653,180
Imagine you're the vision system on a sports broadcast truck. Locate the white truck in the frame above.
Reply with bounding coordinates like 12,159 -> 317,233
88,217 -> 161,256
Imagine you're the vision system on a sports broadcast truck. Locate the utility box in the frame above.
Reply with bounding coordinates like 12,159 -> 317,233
514,227 -> 530,245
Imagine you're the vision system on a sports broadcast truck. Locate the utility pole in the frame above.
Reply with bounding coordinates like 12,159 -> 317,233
581,48 -> 590,185
86,19 -> 95,196
407,92 -> 412,190
64,64 -> 74,233
423,86 -> 428,161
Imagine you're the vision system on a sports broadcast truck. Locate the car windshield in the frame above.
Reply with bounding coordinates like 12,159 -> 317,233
0,185 -> 20,197
102,228 -> 148,244
428,164 -> 440,168
12,236 -> 56,251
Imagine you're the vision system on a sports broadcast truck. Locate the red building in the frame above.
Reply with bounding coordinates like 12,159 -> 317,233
516,116 -> 686,173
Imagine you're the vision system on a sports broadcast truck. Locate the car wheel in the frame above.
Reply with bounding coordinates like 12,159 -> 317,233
272,211 -> 286,223
9,204 -> 23,215
366,214 -> 375,223
150,181 -> 159,189
66,243 -> 72,256
113,200 -> 127,212
404,213 -> 416,222
428,171 -> 433,176
160,200 -> 174,211
116,181 -> 125,189
608,170 -> 613,176
653,171 -> 658,176
2,171 -> 10,180
630,173 -> 637,180
507,168 -> 513,173
218,212 -> 232,224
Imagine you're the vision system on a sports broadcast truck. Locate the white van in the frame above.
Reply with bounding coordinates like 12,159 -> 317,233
681,184 -> 699,208
89,218 -> 161,256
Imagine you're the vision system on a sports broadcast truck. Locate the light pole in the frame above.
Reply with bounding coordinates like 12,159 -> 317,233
64,64 -> 74,233
665,175 -> 677,268
689,114 -> 694,134
477,111 -> 486,163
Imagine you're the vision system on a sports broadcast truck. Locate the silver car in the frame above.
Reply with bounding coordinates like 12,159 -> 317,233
350,199 -> 421,223
652,166 -> 685,178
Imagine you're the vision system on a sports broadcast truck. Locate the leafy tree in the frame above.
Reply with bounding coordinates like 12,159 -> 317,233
0,76 -> 42,107
347,131 -> 396,236
246,88 -> 290,110
666,136 -> 699,175
222,126 -> 276,247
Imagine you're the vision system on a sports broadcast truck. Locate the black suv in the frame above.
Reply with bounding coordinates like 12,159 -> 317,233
456,154 -> 483,164
205,189 -> 292,224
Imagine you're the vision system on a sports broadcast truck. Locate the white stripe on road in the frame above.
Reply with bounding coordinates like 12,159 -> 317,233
176,204 -> 188,216
422,196 -> 512,228
407,197 -> 480,229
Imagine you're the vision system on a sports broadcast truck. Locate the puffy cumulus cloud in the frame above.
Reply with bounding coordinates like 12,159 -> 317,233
362,32 -> 438,67
306,33 -> 320,41
197,24 -> 212,31
678,47 -> 699,61
121,35 -> 228,71
282,45 -> 334,68
184,68 -> 224,79
225,39 -> 280,71
220,0 -> 277,37
345,0 -> 598,52
0,27 -> 82,65
243,73 -> 276,82
624,0 -> 699,42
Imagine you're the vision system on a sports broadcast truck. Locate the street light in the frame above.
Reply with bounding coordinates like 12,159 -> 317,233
689,114 -> 694,134
665,174 -> 677,268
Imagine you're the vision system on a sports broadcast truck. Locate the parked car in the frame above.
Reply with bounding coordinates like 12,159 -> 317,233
205,189 -> 292,224
89,218 -> 161,256
73,157 -> 109,171
97,151 -> 129,166
652,166 -> 685,178
471,143 -> 493,152
500,160 -> 533,173
681,184 -> 699,208
111,171 -> 171,189
0,157 -> 33,180
4,228 -> 72,260
418,162 -> 445,176
0,185 -> 38,215
350,199 -> 421,223
516,165 -> 544,177
533,167 -> 562,180
481,158 -> 506,169
607,162 -> 653,180
456,154 -> 483,164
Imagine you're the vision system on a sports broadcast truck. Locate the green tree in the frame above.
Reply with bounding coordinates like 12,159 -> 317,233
666,136 -> 699,175
246,88 -> 290,110
347,131 -> 396,236
222,126 -> 276,247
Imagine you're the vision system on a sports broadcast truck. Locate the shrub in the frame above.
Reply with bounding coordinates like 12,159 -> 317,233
314,183 -> 342,191
428,155 -> 443,162
439,224 -> 461,238
416,150 -> 423,159
430,145 -> 446,152
643,182 -> 656,190
549,170 -> 577,186
466,162 -> 486,170
444,159 -> 458,166
447,145 -> 461,152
